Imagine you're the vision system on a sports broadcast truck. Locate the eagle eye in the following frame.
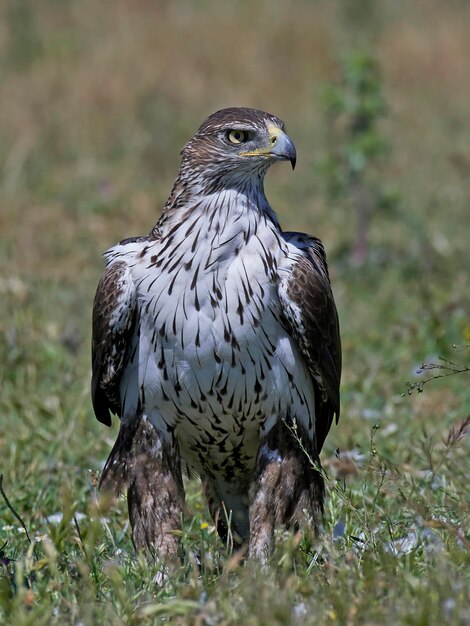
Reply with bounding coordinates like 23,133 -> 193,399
227,130 -> 248,144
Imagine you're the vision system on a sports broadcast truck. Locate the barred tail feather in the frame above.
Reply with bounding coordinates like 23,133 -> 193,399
99,418 -> 143,495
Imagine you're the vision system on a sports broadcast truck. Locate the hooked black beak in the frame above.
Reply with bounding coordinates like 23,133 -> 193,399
270,129 -> 297,170
240,127 -> 297,170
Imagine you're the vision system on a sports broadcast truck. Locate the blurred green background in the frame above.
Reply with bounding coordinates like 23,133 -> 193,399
0,1 -> 469,622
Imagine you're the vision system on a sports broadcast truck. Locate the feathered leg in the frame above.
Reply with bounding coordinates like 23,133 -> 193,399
100,416 -> 184,561
249,419 -> 324,562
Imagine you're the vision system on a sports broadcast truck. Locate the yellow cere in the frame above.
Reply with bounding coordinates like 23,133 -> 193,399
240,124 -> 283,157
267,124 -> 283,143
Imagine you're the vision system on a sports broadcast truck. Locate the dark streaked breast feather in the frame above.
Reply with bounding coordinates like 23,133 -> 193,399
91,261 -> 137,426
280,231 -> 342,452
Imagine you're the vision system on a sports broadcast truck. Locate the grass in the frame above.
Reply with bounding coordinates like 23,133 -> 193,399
0,1 -> 469,624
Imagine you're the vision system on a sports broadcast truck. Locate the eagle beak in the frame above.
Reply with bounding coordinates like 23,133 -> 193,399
240,126 -> 297,170
268,127 -> 297,170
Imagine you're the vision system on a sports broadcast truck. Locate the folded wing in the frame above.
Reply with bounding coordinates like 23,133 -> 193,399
91,261 -> 137,426
279,232 -> 341,452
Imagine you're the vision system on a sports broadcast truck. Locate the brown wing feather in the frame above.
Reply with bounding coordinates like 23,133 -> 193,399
91,260 -> 137,426
280,232 -> 341,452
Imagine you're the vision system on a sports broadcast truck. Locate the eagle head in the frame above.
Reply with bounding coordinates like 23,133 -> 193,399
180,108 -> 297,186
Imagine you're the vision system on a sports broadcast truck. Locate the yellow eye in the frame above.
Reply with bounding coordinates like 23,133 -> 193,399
227,130 -> 247,144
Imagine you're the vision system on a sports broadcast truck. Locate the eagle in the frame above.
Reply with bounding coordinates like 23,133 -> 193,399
92,107 -> 341,563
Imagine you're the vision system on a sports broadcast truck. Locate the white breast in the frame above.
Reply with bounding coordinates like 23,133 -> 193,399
118,200 -> 315,477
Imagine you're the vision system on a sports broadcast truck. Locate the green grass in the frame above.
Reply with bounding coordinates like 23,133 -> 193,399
1,1 -> 470,624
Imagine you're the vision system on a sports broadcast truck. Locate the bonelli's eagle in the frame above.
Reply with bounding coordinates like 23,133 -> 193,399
92,108 -> 341,563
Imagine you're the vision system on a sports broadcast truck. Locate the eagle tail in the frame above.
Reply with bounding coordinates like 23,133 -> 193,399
99,418 -> 141,495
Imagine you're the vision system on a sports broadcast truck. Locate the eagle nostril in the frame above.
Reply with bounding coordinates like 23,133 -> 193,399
271,136 -> 277,145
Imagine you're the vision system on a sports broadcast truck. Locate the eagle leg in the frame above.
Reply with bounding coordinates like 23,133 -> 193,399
100,416 -> 185,562
248,419 -> 324,562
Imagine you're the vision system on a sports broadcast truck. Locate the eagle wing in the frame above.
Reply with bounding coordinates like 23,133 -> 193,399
279,232 -> 341,452
91,260 -> 137,426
